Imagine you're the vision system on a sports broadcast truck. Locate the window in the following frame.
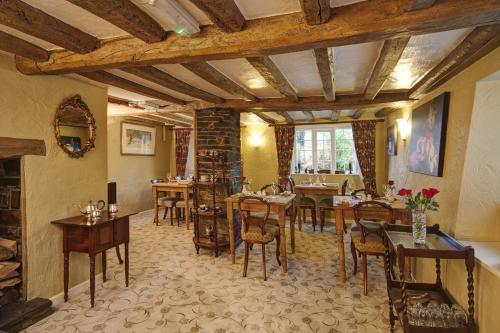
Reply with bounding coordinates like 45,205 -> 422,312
293,125 -> 357,174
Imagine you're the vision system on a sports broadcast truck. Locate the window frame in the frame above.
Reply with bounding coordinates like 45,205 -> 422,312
293,124 -> 357,174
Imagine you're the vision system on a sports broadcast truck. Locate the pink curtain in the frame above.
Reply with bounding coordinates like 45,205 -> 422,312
351,120 -> 377,192
274,125 -> 295,186
174,129 -> 191,177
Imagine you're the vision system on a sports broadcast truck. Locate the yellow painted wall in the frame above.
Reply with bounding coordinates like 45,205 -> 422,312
385,47 -> 500,332
0,54 -> 108,299
107,117 -> 173,212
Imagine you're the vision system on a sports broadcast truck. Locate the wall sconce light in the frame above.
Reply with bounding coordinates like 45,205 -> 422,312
250,134 -> 262,148
396,118 -> 410,141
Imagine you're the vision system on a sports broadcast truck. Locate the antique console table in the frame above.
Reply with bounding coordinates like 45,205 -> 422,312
51,211 -> 136,307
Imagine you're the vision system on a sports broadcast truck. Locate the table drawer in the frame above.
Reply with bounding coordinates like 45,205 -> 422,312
94,223 -> 114,251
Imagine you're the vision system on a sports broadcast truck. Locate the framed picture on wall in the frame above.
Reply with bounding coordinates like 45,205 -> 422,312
409,92 -> 450,177
121,122 -> 156,155
387,125 -> 397,156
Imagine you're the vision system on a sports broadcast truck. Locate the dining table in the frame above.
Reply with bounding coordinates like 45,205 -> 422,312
294,183 -> 340,230
225,193 -> 296,272
333,196 -> 411,283
152,182 -> 192,228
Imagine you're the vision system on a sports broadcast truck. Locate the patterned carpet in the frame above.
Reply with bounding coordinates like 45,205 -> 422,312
26,210 -> 398,333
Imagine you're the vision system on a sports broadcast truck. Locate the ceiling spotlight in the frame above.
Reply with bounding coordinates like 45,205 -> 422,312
139,0 -> 200,36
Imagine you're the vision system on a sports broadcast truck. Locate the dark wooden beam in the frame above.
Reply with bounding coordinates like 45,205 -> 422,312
331,110 -> 340,121
410,24 -> 500,98
407,0 -> 436,11
0,31 -> 49,61
122,67 -> 225,103
142,114 -> 191,127
182,62 -> 258,101
364,37 -> 410,100
189,0 -> 245,33
252,112 -> 276,124
123,115 -> 167,126
278,111 -> 294,124
79,71 -> 186,105
269,118 -> 385,126
351,110 -> 363,119
374,107 -> 398,118
108,96 -> 134,107
313,48 -> 335,101
65,0 -> 167,43
300,0 -> 331,25
302,111 -> 315,121
155,112 -> 193,125
0,0 -> 99,54
0,137 -> 46,158
247,56 -> 298,102
17,0 -> 500,75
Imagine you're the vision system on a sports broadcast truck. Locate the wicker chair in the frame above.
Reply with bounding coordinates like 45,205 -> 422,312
237,196 -> 281,281
351,201 -> 393,295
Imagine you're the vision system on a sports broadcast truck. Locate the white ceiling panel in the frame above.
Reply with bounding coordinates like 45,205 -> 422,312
154,64 -> 235,99
107,69 -> 194,101
21,0 -> 128,41
209,59 -> 281,98
333,41 -> 384,93
235,0 -> 300,19
241,113 -> 265,124
383,28 -> 471,90
177,0 -> 212,25
312,110 -> 333,119
288,111 -> 307,121
270,51 -> 323,96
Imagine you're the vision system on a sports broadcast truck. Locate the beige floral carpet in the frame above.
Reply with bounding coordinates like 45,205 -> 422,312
26,210 -> 399,333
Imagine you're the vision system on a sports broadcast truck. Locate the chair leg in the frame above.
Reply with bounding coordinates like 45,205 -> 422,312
261,244 -> 267,281
275,236 -> 281,266
343,220 -> 348,234
163,207 -> 168,220
243,242 -> 249,277
176,208 -> 181,226
296,207 -> 302,231
350,241 -> 357,275
311,208 -> 317,231
170,206 -> 174,226
302,208 -> 306,226
362,253 -> 368,296
319,209 -> 325,232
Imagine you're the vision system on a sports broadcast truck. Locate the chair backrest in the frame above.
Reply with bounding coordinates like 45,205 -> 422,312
237,196 -> 271,236
353,201 -> 394,243
341,179 -> 348,195
351,188 -> 379,198
287,176 -> 296,193
260,183 -> 284,194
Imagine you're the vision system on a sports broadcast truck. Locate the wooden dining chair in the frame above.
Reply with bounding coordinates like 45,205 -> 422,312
351,201 -> 394,295
287,176 -> 317,231
237,196 -> 281,281
151,178 -> 181,225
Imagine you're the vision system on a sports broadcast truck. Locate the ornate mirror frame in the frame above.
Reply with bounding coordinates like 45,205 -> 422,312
54,95 -> 96,158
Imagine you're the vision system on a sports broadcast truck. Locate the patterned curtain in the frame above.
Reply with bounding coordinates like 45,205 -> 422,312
351,120 -> 377,192
174,128 -> 191,177
274,125 -> 295,186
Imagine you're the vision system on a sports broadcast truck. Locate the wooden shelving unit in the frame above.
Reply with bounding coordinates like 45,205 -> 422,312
383,224 -> 476,333
192,151 -> 240,257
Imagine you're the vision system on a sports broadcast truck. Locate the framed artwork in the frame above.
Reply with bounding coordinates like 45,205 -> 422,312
121,122 -> 156,155
387,125 -> 397,156
409,92 -> 450,177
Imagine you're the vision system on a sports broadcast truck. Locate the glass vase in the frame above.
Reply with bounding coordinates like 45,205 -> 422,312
412,210 -> 427,245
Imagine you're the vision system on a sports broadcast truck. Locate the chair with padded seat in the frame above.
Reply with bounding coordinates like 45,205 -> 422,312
175,196 -> 194,227
350,201 -> 394,295
287,177 -> 317,231
237,196 -> 281,281
151,178 -> 182,225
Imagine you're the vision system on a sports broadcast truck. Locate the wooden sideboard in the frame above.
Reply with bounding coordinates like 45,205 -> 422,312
51,211 -> 136,307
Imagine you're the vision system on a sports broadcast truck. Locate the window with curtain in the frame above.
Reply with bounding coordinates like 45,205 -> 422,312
293,125 -> 357,174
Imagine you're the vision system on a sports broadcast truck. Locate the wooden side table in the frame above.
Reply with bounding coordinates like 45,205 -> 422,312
51,211 -> 136,307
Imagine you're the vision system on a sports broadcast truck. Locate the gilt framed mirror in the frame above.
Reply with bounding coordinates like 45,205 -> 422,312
54,95 -> 96,158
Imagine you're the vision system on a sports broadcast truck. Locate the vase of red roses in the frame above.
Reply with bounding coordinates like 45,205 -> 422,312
384,180 -> 396,200
398,188 -> 440,244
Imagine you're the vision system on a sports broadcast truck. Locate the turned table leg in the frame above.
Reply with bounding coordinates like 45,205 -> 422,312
102,250 -> 107,283
89,254 -> 96,307
64,251 -> 69,302
125,242 -> 129,287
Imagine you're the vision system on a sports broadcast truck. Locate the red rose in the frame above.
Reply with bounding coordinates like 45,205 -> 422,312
388,180 -> 395,186
406,189 -> 412,196
398,188 -> 412,196
423,188 -> 439,199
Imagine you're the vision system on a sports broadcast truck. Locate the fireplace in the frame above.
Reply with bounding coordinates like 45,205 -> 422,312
0,138 -> 52,332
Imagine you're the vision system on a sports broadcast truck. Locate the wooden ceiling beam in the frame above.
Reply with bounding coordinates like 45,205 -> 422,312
122,67 -> 225,103
331,111 -> 340,121
189,0 -> 245,33
252,112 -> 276,124
142,113 -> 192,127
269,118 -> 385,126
278,111 -> 294,124
374,107 -> 398,118
0,31 -> 49,61
65,0 -> 167,43
364,37 -> 410,100
0,0 -> 99,54
313,48 -> 335,101
182,62 -> 258,101
410,24 -> 500,98
407,0 -> 436,11
108,96 -> 134,107
302,111 -> 315,122
351,110 -> 363,119
17,0 -> 500,75
247,56 -> 298,102
300,0 -> 331,25
79,71 -> 186,105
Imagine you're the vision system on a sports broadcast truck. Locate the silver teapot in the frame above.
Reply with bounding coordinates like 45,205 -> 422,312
75,200 -> 106,217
